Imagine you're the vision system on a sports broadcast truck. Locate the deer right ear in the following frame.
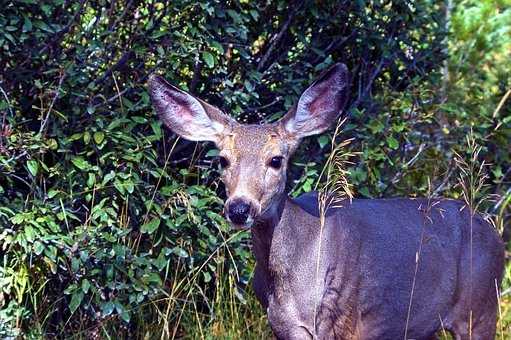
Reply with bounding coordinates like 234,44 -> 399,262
280,63 -> 350,139
148,75 -> 234,143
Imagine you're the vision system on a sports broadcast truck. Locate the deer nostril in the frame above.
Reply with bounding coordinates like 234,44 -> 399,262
227,200 -> 251,224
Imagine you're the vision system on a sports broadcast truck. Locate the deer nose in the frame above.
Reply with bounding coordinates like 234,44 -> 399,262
227,199 -> 252,225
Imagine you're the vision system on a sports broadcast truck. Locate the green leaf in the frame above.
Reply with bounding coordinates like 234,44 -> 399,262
359,187 -> 371,197
145,272 -> 162,285
69,291 -> 84,313
101,301 -> 115,316
202,51 -> 215,68
210,41 -> 224,54
33,241 -> 45,255
71,157 -> 90,170
386,136 -> 399,150
83,131 -> 91,144
124,179 -> 134,194
318,135 -> 329,148
141,218 -> 160,234
81,279 -> 91,294
492,166 -> 503,179
93,131 -> 105,144
113,179 -> 125,194
103,171 -> 115,185
22,17 -> 32,32
27,160 -> 38,176
206,149 -> 219,157
47,138 -> 58,150
87,173 -> 96,187
24,225 -> 36,243
47,189 -> 59,198
172,246 -> 188,258
114,301 -> 130,322
120,310 -> 130,322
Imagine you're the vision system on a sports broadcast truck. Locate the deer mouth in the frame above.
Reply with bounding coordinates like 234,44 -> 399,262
228,215 -> 255,230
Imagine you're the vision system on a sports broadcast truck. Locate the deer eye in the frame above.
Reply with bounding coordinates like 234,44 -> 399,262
268,156 -> 283,169
217,156 -> 230,169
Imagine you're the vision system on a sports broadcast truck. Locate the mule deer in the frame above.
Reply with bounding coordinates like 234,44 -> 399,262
149,64 -> 504,339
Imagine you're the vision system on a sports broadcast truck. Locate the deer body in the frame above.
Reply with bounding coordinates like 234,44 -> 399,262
149,63 -> 504,339
252,193 -> 503,339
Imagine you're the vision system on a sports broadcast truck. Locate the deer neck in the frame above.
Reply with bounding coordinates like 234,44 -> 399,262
250,193 -> 289,267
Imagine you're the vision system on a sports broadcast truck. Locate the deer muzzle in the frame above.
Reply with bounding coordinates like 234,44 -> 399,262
225,197 -> 257,229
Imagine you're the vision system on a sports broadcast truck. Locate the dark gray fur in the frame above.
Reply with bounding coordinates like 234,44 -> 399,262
252,192 -> 504,339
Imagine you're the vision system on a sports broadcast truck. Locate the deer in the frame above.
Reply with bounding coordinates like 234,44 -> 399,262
148,63 -> 505,340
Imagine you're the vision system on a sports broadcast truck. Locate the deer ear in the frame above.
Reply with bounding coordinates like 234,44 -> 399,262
148,75 -> 234,143
280,63 -> 350,138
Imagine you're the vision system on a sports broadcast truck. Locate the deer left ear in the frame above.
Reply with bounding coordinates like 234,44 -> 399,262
280,63 -> 350,138
148,75 -> 236,144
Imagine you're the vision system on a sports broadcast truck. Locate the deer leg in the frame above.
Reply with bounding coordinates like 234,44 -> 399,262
470,316 -> 497,340
287,326 -> 314,340
447,294 -> 498,340
272,326 -> 313,340
449,312 -> 497,340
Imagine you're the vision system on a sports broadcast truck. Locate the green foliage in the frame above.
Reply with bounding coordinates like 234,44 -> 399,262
0,0 -> 509,338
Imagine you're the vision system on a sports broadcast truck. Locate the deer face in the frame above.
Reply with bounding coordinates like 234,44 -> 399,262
214,124 -> 293,228
149,63 -> 349,228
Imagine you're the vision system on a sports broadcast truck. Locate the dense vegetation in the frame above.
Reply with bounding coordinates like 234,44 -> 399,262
0,0 -> 509,338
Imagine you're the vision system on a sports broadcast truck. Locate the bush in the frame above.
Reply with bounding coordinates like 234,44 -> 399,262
0,0 -> 509,337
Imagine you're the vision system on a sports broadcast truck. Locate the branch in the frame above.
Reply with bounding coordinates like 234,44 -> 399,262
257,2 -> 304,72
348,25 -> 399,113
39,71 -> 66,135
189,56 -> 202,94
432,159 -> 456,197
21,0 -> 87,67
90,62 -> 155,110
93,50 -> 135,87
348,56 -> 386,112
0,83 -> 13,151
311,33 -> 354,65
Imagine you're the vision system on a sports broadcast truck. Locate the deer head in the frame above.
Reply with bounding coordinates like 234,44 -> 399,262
148,63 -> 350,228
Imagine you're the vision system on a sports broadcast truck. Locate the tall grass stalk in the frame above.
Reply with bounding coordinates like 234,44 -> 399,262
313,118 -> 356,334
404,179 -> 437,339
453,132 -> 490,339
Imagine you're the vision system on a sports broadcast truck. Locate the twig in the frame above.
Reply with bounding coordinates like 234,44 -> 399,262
20,0 -> 87,67
39,71 -> 66,135
349,26 -> 397,112
389,143 -> 427,185
91,63 -> 156,110
432,159 -> 455,196
257,2 -> 304,72
189,55 -> 202,94
349,56 -> 386,111
93,50 -> 134,87
0,151 -> 28,169
0,83 -> 14,151
4,172 -> 32,189
112,71 -> 124,112
0,83 -> 13,118
311,32 -> 355,65
248,96 -> 282,115
493,88 -> 511,118
493,89 -> 511,130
